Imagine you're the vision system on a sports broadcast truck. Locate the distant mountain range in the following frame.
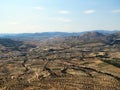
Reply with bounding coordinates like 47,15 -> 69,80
0,30 -> 119,41
0,32 -> 81,40
0,30 -> 120,49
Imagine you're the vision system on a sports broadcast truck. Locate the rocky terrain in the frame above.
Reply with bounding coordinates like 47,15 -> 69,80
0,31 -> 120,90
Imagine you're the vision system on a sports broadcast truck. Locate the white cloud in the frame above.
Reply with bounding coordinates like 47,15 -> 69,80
33,7 -> 45,10
84,10 -> 95,14
57,17 -> 72,22
112,9 -> 120,13
58,10 -> 70,14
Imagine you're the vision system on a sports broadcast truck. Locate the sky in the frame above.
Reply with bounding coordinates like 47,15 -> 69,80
0,0 -> 120,33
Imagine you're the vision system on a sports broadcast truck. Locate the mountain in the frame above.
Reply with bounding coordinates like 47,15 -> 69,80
92,30 -> 119,34
0,38 -> 36,51
0,30 -> 119,41
80,31 -> 104,37
0,32 -> 82,41
75,31 -> 106,42
0,38 -> 23,47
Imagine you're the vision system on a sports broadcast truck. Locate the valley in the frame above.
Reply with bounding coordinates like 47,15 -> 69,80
0,31 -> 120,90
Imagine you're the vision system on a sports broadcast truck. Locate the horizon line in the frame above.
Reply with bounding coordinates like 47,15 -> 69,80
0,30 -> 119,34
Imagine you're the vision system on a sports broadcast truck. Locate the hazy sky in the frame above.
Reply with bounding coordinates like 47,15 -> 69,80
0,0 -> 120,33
